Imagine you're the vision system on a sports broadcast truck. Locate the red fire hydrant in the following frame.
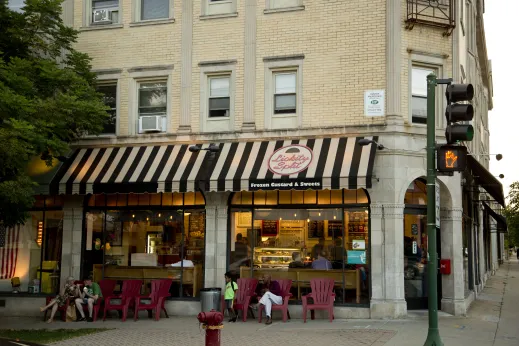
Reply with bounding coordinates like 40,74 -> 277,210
197,309 -> 224,346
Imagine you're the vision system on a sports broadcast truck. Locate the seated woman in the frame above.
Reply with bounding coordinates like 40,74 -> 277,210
40,276 -> 79,323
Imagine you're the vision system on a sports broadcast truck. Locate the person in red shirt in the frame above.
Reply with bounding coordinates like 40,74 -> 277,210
256,275 -> 283,325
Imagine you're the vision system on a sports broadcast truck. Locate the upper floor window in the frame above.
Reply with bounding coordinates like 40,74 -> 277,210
141,0 -> 168,20
274,72 -> 297,114
138,81 -> 167,133
202,0 -> 237,17
209,76 -> 230,118
411,67 -> 434,124
96,84 -> 117,135
266,0 -> 304,11
91,0 -> 120,25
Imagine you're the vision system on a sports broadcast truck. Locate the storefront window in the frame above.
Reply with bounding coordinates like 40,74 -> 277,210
0,196 -> 63,294
84,192 -> 205,299
228,189 -> 370,306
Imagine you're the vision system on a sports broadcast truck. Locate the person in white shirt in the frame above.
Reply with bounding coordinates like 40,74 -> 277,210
170,253 -> 194,267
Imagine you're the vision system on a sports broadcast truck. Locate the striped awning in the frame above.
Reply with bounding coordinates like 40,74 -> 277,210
50,137 -> 378,195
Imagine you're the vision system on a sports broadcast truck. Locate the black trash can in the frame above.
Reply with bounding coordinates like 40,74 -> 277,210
200,287 -> 222,312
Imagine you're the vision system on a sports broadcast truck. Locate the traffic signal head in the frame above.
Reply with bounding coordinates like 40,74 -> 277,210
445,83 -> 474,144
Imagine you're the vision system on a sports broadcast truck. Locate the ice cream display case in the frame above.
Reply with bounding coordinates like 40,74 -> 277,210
253,247 -> 300,268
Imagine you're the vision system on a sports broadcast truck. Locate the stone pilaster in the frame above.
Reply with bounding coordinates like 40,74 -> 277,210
385,0 -> 402,124
242,0 -> 257,131
60,196 -> 84,285
178,0 -> 193,133
440,207 -> 466,315
371,203 -> 407,319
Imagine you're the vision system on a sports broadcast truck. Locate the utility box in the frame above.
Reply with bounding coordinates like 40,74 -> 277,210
440,259 -> 451,275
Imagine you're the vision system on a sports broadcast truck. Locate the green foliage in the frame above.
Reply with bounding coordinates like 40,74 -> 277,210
504,182 -> 519,247
0,0 -> 108,226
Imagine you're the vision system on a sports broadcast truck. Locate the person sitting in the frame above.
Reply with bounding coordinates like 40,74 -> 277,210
254,275 -> 283,325
170,252 -> 194,267
75,276 -> 102,322
40,276 -> 79,323
288,252 -> 305,268
312,250 -> 332,270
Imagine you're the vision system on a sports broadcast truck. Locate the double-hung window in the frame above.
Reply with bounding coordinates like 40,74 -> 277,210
138,81 -> 167,133
96,84 -> 117,135
140,0 -> 169,20
91,0 -> 119,24
411,67 -> 434,124
274,72 -> 297,114
208,76 -> 230,118
203,0 -> 237,17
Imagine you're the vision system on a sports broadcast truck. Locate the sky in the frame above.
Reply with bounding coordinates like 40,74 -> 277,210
484,2 -> 518,200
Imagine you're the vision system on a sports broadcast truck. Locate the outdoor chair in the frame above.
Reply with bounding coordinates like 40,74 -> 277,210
103,279 -> 142,322
233,278 -> 258,322
43,280 -> 82,322
258,279 -> 292,323
302,278 -> 335,323
134,279 -> 172,321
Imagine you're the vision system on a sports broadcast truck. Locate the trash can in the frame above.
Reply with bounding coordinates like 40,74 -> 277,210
200,287 -> 222,312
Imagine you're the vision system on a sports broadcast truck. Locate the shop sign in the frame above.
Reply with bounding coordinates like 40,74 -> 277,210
347,250 -> 366,264
249,178 -> 322,191
352,239 -> 365,250
268,145 -> 313,176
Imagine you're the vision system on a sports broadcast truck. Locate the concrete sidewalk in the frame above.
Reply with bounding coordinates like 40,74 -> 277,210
1,259 -> 518,346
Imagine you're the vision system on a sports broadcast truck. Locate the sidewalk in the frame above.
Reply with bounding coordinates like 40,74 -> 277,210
1,259 -> 518,346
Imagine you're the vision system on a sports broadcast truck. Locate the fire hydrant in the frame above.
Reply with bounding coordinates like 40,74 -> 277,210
197,309 -> 224,346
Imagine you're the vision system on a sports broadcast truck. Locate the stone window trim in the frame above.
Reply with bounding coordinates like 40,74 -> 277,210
199,61 -> 237,133
82,0 -> 123,28
408,52 -> 445,128
264,0 -> 304,14
128,65 -> 174,136
200,0 -> 237,19
264,56 -> 304,130
85,69 -> 122,138
130,0 -> 175,25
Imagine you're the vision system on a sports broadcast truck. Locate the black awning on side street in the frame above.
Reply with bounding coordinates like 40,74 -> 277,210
483,202 -> 507,233
467,156 -> 505,207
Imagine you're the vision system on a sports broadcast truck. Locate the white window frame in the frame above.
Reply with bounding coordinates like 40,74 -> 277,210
264,57 -> 303,130
131,0 -> 174,24
199,62 -> 236,133
201,0 -> 237,18
128,66 -> 173,135
408,53 -> 444,128
83,0 -> 123,28
89,69 -> 121,137
265,0 -> 304,13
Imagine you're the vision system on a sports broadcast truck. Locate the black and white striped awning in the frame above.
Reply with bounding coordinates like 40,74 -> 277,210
49,137 -> 378,195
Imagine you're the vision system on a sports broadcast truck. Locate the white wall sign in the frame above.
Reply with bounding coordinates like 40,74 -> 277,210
364,90 -> 385,116
412,241 -> 417,254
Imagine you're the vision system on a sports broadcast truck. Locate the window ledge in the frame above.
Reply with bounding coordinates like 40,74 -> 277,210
130,18 -> 175,27
264,6 -> 305,14
207,117 -> 231,122
200,12 -> 238,20
83,134 -> 118,139
80,24 -> 124,31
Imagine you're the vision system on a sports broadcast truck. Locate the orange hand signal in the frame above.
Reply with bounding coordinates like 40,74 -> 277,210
445,150 -> 458,168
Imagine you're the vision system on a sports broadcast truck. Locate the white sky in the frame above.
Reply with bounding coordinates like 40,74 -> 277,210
485,3 -> 518,201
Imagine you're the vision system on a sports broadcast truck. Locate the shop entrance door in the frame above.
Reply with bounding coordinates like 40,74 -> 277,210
404,209 -> 442,310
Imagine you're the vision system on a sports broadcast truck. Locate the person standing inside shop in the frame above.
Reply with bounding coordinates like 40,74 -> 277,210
312,237 -> 325,260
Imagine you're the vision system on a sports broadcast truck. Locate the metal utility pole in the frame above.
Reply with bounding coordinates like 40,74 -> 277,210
424,73 -> 443,346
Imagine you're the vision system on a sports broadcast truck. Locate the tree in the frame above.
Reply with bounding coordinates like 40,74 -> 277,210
0,0 -> 108,226
504,182 -> 519,248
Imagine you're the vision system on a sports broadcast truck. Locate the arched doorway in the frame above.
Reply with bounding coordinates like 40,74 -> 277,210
403,179 -> 442,310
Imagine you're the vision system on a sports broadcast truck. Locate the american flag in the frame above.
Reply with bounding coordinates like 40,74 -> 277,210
0,225 -> 20,280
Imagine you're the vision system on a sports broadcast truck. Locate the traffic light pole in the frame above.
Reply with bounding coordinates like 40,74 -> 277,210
424,73 -> 443,346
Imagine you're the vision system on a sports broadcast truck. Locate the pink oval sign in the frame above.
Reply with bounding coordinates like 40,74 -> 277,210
268,145 -> 313,176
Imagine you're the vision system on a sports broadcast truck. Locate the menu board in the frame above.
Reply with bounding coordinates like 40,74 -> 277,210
262,220 -> 279,237
308,221 -> 324,238
328,221 -> 343,237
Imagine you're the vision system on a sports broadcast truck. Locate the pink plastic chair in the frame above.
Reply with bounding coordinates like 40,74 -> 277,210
78,279 -> 116,322
233,278 -> 258,322
103,279 -> 142,322
302,278 -> 335,323
134,279 -> 172,321
258,279 -> 292,323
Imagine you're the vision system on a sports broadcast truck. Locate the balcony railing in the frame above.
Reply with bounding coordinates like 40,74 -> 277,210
406,0 -> 455,35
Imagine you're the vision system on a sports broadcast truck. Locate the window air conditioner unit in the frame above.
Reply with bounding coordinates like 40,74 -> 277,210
139,115 -> 164,133
93,9 -> 112,23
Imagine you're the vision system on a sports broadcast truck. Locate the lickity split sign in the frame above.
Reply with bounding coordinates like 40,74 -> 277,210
249,145 -> 322,190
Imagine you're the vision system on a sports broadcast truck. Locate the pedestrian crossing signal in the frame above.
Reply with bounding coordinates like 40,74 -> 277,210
437,145 -> 467,172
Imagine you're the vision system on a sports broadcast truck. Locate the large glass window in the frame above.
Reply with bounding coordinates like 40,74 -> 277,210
0,196 -> 64,294
228,189 -> 370,306
84,192 -> 205,299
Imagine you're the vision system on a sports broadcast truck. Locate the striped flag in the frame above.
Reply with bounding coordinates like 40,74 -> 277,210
0,225 -> 20,279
